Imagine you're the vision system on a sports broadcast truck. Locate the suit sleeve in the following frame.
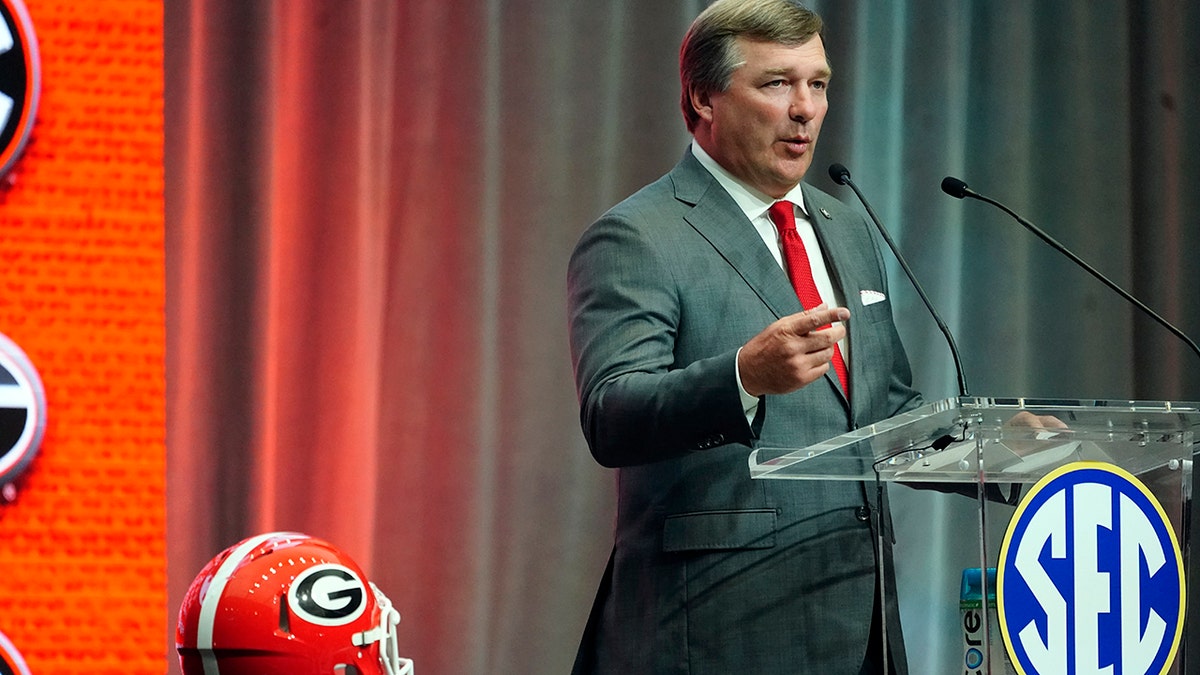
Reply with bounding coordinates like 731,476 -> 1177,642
567,211 -> 757,468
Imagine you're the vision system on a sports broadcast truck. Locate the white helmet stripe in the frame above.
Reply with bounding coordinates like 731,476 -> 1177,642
197,532 -> 305,675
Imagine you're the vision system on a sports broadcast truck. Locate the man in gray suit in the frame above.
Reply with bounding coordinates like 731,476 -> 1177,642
567,1 -> 922,673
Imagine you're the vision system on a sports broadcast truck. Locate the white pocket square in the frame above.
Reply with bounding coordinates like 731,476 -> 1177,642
860,289 -> 887,306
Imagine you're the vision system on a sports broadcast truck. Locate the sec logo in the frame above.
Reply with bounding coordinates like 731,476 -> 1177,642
0,0 -> 38,179
997,462 -> 1185,675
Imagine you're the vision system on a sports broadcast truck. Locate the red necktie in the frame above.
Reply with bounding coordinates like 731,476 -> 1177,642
767,200 -> 849,396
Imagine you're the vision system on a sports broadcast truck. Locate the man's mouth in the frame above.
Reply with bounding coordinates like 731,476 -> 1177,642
781,136 -> 812,152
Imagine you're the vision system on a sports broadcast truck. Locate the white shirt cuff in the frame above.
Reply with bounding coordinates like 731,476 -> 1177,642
734,347 -> 760,423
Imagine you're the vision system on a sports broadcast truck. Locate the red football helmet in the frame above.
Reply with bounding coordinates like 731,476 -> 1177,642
177,531 -> 414,675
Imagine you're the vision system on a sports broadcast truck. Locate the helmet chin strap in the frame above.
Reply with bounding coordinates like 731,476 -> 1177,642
352,583 -> 414,675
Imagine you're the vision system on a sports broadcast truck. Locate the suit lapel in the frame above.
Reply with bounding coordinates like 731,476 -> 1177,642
670,153 -> 855,413
670,152 -> 800,321
801,184 -> 862,310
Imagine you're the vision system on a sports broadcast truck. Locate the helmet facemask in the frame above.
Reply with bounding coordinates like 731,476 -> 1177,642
352,583 -> 413,675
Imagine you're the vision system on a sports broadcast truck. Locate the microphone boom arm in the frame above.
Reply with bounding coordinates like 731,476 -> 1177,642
832,164 -> 971,396
963,189 -> 1200,362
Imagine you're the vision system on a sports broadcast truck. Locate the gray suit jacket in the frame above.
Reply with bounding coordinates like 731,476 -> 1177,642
567,148 -> 922,675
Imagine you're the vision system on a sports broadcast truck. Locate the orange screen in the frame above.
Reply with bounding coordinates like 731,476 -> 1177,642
0,0 -> 165,670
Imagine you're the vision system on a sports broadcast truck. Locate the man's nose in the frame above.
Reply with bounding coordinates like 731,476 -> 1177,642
789,89 -> 817,122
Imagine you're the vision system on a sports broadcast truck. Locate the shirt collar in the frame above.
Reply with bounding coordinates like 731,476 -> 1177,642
690,139 -> 810,222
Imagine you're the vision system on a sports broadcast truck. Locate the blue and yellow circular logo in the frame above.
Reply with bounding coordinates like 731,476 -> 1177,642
997,462 -> 1185,675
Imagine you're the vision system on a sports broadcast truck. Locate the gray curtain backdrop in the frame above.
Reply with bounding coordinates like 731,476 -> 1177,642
165,1 -> 1200,673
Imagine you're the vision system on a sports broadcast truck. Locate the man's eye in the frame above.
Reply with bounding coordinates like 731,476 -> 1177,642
765,80 -> 787,88
812,80 -> 828,90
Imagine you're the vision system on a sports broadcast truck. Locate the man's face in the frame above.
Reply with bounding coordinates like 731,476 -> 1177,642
695,35 -> 830,199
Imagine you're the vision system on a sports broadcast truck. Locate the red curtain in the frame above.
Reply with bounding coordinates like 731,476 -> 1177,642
166,1 -> 622,672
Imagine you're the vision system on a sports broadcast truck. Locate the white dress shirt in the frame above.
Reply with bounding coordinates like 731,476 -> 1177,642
690,141 -> 849,418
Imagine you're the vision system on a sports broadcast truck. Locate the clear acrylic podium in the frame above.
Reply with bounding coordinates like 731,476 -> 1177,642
748,396 -> 1200,674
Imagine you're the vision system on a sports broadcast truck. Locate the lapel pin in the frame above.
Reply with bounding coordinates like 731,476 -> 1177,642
819,208 -> 832,220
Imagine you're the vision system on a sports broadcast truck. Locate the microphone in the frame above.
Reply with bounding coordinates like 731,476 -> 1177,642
829,163 -> 970,396
941,176 -> 1200,362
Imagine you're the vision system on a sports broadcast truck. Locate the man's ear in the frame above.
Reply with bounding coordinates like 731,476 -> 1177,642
689,87 -> 714,123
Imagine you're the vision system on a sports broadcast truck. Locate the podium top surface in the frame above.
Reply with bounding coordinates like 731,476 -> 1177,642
748,397 -> 1200,483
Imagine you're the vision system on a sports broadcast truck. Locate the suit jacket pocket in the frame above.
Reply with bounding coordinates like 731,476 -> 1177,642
857,295 -> 892,324
661,509 -> 777,552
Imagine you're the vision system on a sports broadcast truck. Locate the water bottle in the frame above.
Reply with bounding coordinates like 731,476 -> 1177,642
960,567 -> 1016,675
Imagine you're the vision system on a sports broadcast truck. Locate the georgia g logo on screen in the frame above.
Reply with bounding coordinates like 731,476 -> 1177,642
997,462 -> 1185,675
0,627 -> 30,675
0,0 -> 38,179
0,332 -> 44,490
